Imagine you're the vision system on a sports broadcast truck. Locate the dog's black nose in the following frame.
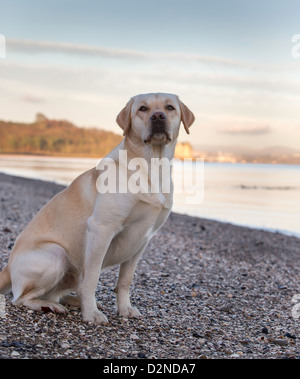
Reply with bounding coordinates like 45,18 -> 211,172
151,112 -> 166,121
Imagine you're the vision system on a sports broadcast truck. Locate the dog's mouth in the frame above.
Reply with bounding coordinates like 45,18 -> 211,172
144,120 -> 172,145
143,130 -> 172,145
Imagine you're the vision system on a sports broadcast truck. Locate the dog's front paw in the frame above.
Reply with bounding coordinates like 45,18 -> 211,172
118,306 -> 141,318
82,309 -> 108,324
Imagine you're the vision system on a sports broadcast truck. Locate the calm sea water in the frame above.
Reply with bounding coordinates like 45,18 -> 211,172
0,155 -> 299,238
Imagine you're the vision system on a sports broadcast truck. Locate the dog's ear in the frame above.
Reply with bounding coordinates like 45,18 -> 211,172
178,99 -> 195,134
116,98 -> 134,136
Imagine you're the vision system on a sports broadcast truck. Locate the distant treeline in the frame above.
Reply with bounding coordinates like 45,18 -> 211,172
0,114 -> 123,157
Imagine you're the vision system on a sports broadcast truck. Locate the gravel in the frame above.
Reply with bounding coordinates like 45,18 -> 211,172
0,172 -> 300,359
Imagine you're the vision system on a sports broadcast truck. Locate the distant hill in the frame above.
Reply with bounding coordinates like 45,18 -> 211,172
193,144 -> 300,164
2,115 -> 297,164
0,114 -> 123,157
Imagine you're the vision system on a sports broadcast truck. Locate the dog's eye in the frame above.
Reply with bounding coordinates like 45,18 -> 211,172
166,105 -> 175,111
138,106 -> 148,112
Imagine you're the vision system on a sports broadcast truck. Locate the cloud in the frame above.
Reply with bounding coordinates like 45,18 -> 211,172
19,94 -> 46,103
5,39 -> 300,99
8,38 -> 146,60
7,38 -> 260,69
218,124 -> 272,135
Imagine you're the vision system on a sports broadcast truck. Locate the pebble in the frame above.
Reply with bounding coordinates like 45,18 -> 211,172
130,334 -> 142,343
59,342 -> 70,349
1,173 -> 300,359
268,338 -> 289,347
284,333 -> 296,340
11,350 -> 20,357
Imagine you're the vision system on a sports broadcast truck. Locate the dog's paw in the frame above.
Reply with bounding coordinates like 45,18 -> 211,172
41,303 -> 68,314
118,306 -> 141,318
82,309 -> 108,324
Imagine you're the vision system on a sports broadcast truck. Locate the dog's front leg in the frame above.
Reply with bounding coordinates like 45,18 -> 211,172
115,243 -> 148,318
79,216 -> 115,323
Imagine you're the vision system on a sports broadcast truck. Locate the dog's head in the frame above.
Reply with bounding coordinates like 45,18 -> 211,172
116,93 -> 195,146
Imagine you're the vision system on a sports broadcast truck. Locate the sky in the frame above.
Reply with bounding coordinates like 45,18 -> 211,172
0,0 -> 300,150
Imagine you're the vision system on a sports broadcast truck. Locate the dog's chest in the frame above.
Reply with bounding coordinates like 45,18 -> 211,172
102,200 -> 170,268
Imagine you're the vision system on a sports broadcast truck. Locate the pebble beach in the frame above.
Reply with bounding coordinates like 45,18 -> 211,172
0,172 -> 300,359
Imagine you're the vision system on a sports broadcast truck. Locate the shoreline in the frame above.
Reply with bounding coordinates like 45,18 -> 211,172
2,151 -> 300,165
1,172 -> 300,359
1,152 -> 300,166
0,170 -> 299,239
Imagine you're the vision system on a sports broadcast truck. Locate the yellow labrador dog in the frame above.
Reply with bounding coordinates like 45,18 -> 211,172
0,93 -> 195,323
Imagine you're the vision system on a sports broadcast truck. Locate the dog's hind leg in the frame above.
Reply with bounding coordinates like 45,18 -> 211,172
60,293 -> 81,307
10,243 -> 71,314
60,293 -> 103,310
0,266 -> 11,294
22,298 -> 67,314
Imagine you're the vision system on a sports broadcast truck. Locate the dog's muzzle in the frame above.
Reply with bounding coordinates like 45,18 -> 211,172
144,112 -> 172,144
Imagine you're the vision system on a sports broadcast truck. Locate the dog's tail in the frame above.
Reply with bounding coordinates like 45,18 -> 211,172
0,266 -> 11,294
